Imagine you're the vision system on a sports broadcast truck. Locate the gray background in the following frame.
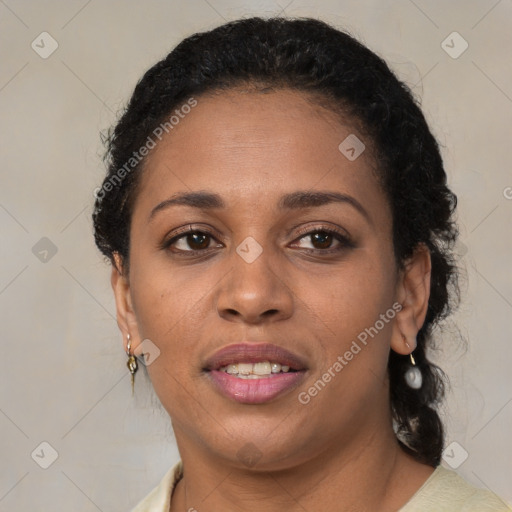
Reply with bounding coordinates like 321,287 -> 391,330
1,0 -> 511,510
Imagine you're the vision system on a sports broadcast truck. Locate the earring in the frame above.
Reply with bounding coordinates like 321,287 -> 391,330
126,334 -> 138,396
404,350 -> 422,389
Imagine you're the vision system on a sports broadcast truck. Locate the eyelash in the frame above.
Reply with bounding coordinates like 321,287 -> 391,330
161,224 -> 354,256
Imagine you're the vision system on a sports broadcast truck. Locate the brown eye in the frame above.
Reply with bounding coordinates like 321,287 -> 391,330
165,230 -> 221,253
291,227 -> 353,254
310,231 -> 334,249
186,232 -> 210,250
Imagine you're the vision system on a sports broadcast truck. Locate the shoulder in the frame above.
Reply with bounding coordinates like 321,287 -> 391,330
130,460 -> 183,512
400,465 -> 511,512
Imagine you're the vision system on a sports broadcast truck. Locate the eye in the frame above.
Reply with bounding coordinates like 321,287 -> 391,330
162,225 -> 353,256
163,227 -> 223,254
291,227 -> 353,253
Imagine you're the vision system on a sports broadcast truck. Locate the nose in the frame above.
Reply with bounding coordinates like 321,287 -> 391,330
215,243 -> 294,325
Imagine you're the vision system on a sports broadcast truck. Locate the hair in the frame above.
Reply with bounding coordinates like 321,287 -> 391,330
92,16 -> 459,467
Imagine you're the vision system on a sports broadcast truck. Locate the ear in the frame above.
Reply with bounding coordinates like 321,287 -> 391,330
390,243 -> 431,355
111,253 -> 142,354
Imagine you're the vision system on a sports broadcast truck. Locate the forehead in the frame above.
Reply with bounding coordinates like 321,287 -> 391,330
133,88 -> 385,217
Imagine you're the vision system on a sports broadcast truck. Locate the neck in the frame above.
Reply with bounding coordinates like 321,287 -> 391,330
170,422 -> 434,512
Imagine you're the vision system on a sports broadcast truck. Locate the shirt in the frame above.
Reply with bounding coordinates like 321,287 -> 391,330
131,460 -> 511,511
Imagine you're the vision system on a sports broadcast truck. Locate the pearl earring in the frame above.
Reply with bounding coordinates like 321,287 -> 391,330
405,350 -> 422,389
403,336 -> 422,389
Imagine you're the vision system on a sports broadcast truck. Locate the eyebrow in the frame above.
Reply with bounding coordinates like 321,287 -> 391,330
148,190 -> 371,224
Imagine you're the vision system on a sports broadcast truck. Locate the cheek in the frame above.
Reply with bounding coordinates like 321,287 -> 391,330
127,253 -> 200,368
295,249 -> 396,337
129,234 -> 211,328
300,254 -> 398,406
295,256 -> 397,412
128,263 -> 208,417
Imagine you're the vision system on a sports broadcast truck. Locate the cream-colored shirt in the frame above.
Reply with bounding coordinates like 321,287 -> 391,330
131,460 -> 511,511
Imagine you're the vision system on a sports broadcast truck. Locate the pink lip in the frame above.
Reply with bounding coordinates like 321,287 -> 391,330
203,342 -> 307,371
208,369 -> 306,404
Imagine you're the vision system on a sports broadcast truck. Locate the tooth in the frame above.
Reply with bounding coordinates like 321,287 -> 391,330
271,363 -> 282,373
219,361 -> 294,375
253,362 -> 271,375
226,364 -> 239,374
237,363 -> 253,375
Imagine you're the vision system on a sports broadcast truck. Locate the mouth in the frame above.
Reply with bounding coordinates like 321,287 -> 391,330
203,343 -> 307,404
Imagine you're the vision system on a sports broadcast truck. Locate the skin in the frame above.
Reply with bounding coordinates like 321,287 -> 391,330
112,88 -> 434,511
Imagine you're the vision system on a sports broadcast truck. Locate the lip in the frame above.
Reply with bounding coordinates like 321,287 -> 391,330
208,369 -> 306,404
203,342 -> 307,371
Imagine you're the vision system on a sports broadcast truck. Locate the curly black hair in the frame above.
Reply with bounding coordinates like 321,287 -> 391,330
93,16 -> 459,467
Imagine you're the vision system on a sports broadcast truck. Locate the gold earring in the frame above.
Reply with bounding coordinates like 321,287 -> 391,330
126,334 -> 138,396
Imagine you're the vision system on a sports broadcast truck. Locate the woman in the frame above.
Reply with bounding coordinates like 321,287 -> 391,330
92,16 -> 510,512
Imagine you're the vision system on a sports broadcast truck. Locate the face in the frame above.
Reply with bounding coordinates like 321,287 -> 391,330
113,88 -> 424,470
